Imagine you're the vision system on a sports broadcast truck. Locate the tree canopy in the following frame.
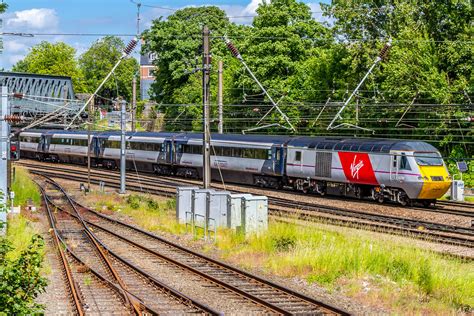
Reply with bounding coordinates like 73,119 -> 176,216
142,0 -> 472,181
79,36 -> 139,101
12,42 -> 85,92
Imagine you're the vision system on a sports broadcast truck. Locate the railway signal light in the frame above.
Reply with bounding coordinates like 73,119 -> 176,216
10,140 -> 20,161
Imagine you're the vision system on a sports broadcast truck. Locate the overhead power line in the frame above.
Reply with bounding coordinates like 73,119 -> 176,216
3,31 -> 473,44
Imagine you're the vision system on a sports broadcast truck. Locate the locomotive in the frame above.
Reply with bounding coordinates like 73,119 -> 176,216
19,130 -> 452,206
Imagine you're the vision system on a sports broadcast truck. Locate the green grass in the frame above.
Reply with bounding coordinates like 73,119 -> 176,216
86,192 -> 474,313
214,221 -> 473,313
11,167 -> 41,207
5,215 -> 41,261
91,192 -> 186,235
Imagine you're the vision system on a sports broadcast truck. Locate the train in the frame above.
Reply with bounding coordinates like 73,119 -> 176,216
19,129 -> 452,206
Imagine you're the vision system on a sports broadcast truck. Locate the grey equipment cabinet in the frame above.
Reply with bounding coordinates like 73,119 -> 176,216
176,186 -> 199,223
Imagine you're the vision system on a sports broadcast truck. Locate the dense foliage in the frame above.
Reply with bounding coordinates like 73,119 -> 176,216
0,235 -> 47,314
79,36 -> 139,101
12,42 -> 86,92
12,37 -> 139,101
0,195 -> 47,314
143,0 -> 472,183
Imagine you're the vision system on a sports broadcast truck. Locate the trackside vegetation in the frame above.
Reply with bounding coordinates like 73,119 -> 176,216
11,167 -> 41,207
91,192 -> 473,314
0,212 -> 47,314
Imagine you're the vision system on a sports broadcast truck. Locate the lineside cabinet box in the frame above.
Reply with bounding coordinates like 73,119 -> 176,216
176,186 -> 199,223
208,191 -> 230,228
242,195 -> 268,235
192,189 -> 214,225
227,194 -> 252,230
451,180 -> 464,201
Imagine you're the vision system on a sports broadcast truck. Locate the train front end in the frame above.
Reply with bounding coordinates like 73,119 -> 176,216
414,152 -> 452,200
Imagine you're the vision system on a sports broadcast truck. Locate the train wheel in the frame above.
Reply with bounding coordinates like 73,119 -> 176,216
377,194 -> 384,204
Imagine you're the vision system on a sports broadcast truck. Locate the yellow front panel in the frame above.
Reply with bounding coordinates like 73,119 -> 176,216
418,165 -> 451,199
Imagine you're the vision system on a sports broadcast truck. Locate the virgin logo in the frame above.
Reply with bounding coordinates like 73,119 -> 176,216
350,155 -> 364,179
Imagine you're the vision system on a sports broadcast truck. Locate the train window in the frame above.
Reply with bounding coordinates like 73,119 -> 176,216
267,150 -> 272,160
400,154 -> 411,170
360,144 -> 373,152
350,144 -> 361,152
106,140 -> 121,149
324,143 -> 334,150
295,151 -> 302,162
414,152 -> 443,166
334,143 -> 344,150
20,136 -> 40,143
276,149 -> 280,161
223,147 -> 233,157
393,156 -> 397,168
372,144 -> 384,152
316,143 -> 326,149
233,148 -> 242,157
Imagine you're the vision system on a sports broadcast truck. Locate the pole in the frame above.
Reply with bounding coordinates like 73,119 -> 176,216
1,87 -> 10,231
202,26 -> 211,190
132,77 -> 137,132
218,60 -> 223,134
87,95 -> 94,192
120,99 -> 126,194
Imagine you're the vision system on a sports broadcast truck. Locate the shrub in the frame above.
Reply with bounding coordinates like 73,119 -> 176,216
0,235 -> 48,314
272,235 -> 296,252
146,198 -> 159,211
126,195 -> 141,209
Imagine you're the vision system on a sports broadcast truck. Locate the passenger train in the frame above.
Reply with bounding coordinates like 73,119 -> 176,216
19,130 -> 452,206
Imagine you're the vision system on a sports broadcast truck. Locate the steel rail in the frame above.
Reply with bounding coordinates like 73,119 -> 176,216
40,187 -> 85,316
19,161 -> 474,218
40,186 -> 157,315
41,173 -> 347,315
41,178 -> 218,315
43,193 -> 220,315
23,162 -> 474,248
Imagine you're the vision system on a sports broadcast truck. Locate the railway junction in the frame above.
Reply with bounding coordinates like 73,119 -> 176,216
1,0 -> 473,314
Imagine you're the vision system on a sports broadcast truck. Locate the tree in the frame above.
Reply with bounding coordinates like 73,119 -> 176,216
142,6 -> 236,130
79,36 -> 139,102
229,0 -> 332,132
12,41 -> 85,92
321,0 -> 473,159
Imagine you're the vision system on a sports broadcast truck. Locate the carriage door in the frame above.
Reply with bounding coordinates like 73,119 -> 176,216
163,140 -> 172,164
390,151 -> 400,182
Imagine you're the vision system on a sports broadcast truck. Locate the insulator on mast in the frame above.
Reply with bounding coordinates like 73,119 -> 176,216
379,39 -> 392,60
224,37 -> 242,60
123,37 -> 138,56
3,115 -> 25,123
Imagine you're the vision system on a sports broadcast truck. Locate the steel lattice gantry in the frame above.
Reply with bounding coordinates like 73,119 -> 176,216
0,72 -> 84,126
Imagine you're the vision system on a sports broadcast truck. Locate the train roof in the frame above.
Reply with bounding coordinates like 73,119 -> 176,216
287,137 -> 439,153
95,131 -> 179,139
177,133 -> 293,145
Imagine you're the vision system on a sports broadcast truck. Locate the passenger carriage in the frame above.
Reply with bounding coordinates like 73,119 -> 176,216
93,131 -> 177,172
19,129 -> 47,160
43,130 -> 90,164
172,133 -> 291,187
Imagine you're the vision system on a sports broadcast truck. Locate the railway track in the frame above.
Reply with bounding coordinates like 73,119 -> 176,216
22,161 -> 474,249
39,174 -> 348,315
40,177 -> 219,315
17,160 -> 474,218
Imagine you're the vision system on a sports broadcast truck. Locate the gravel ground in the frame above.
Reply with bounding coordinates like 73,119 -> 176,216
27,169 -> 472,314
34,214 -> 75,315
19,160 -> 473,228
